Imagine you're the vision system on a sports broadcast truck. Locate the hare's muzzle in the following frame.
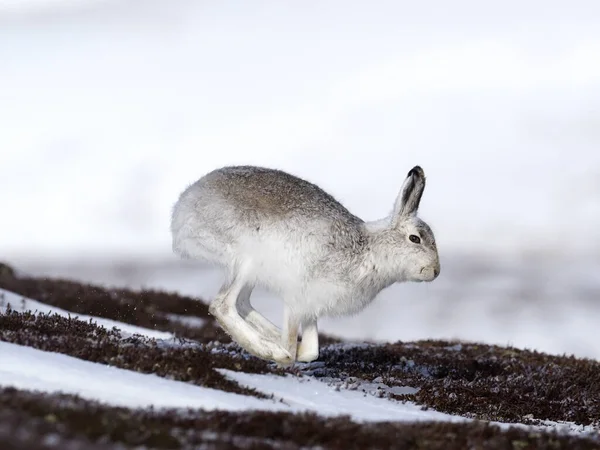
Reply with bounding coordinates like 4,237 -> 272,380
420,264 -> 440,281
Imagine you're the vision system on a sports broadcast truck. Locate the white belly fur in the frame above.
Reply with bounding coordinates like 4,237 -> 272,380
187,231 -> 376,320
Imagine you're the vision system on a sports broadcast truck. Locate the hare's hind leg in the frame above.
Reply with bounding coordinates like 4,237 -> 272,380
209,272 -> 292,365
297,318 -> 319,363
236,285 -> 280,342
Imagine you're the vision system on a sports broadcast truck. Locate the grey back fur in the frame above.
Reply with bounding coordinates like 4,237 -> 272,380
171,165 -> 439,320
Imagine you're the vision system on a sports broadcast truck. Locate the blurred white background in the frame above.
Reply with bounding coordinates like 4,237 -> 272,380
1,0 -> 599,358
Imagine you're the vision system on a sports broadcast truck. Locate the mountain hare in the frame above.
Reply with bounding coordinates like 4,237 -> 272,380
171,165 -> 439,365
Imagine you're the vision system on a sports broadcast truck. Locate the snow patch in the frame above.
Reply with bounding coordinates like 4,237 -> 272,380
0,340 -> 468,423
0,341 -> 285,411
218,369 -> 464,423
166,313 -> 205,329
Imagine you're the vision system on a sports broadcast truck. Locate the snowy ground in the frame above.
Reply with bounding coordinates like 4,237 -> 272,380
0,286 -> 475,424
1,284 -> 597,441
0,340 -> 468,423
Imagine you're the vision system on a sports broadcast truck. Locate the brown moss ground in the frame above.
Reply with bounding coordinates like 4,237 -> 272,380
316,341 -> 600,426
1,387 -> 599,450
1,261 -> 600,448
0,261 -> 217,342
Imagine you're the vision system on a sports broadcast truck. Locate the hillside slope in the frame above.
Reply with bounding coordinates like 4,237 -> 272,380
0,263 -> 599,449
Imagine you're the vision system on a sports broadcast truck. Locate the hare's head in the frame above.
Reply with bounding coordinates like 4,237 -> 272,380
387,166 -> 440,282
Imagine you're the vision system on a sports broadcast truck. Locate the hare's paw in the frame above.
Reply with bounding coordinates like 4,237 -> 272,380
254,338 -> 294,366
237,337 -> 293,367
296,340 -> 319,362
296,319 -> 319,363
211,308 -> 292,364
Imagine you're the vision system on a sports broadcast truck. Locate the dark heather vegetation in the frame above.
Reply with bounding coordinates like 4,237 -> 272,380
1,262 -> 599,449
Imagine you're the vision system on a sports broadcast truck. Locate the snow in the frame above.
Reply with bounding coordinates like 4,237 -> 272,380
219,368 -> 463,423
0,340 -> 466,423
220,368 -> 600,438
0,298 -> 596,434
0,341 -> 282,412
0,335 -> 595,436
166,313 -> 205,329
0,288 -> 173,340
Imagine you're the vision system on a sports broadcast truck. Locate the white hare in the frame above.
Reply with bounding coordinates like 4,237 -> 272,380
171,165 -> 440,365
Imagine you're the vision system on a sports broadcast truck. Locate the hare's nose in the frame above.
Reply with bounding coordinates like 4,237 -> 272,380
433,267 -> 440,278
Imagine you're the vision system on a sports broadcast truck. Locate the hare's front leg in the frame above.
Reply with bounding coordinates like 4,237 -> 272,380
279,306 -> 299,367
208,272 -> 292,364
297,318 -> 319,362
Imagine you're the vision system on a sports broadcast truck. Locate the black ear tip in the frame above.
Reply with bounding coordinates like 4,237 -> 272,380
408,165 -> 424,177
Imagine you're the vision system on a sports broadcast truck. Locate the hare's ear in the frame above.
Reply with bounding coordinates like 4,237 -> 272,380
392,166 -> 426,223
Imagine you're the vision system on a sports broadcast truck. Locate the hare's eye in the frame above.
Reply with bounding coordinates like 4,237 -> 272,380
409,234 -> 421,244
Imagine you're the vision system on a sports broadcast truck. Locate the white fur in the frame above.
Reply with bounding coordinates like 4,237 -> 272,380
171,165 -> 440,364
